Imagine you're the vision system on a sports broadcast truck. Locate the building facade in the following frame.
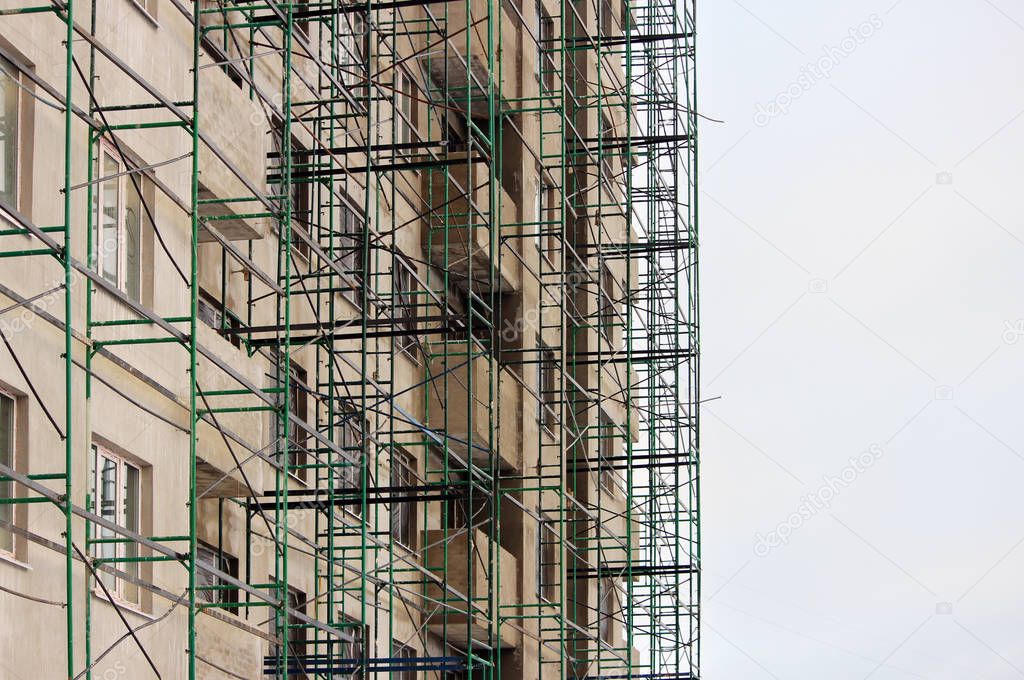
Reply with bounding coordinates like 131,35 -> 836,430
0,0 -> 698,678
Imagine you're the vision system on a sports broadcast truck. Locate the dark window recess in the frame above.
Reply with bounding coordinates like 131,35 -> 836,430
271,585 -> 308,678
600,0 -> 614,38
273,354 -> 309,482
390,449 -> 417,548
338,407 -> 364,516
538,4 -> 556,94
198,290 -> 242,348
537,516 -> 559,602
270,121 -> 312,260
196,542 -> 239,611
599,410 -> 619,493
339,201 -> 365,306
538,345 -> 558,434
338,613 -> 366,680
394,258 -> 418,354
599,262 -> 617,343
392,642 -> 417,680
600,114 -> 615,183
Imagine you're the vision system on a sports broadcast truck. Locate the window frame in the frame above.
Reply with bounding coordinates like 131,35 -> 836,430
196,540 -> 239,612
537,343 -> 558,436
94,139 -> 147,302
395,69 -> 418,159
336,611 -> 366,680
536,169 -> 558,265
337,405 -> 365,517
339,197 -> 365,308
271,584 -> 308,678
393,256 -> 419,357
598,409 -> 620,494
536,514 -> 559,603
269,120 -> 313,261
341,10 -> 369,89
91,442 -> 143,606
598,576 -> 616,645
537,3 -> 556,94
599,114 -> 615,184
129,0 -> 159,23
392,641 -> 417,680
198,288 -> 243,349
0,54 -> 23,213
286,358 -> 309,483
389,448 -> 417,550
598,261 -> 618,344
0,388 -> 18,560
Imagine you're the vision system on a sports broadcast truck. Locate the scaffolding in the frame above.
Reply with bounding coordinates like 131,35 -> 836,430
0,0 -> 697,678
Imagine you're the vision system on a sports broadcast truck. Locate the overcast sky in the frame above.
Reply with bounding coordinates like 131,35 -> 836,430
699,1 -> 1024,677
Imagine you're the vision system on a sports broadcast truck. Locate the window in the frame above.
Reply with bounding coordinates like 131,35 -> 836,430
390,448 -> 416,549
0,56 -> 21,210
599,114 -> 615,183
536,170 -> 558,263
338,406 -> 364,516
338,612 -> 366,680
537,344 -> 557,434
198,289 -> 242,348
293,0 -> 311,39
132,0 -> 158,20
0,390 -> 16,556
92,444 -> 142,605
339,199 -> 365,306
598,262 -> 617,343
598,410 -> 620,494
394,258 -> 418,355
600,0 -> 614,39
392,641 -> 417,680
270,121 -> 312,260
598,577 -> 616,644
274,355 -> 309,482
537,4 -> 556,94
342,11 -> 369,89
536,515 -> 559,602
271,585 -> 307,678
396,70 -> 418,158
196,541 -> 239,611
94,141 -> 149,301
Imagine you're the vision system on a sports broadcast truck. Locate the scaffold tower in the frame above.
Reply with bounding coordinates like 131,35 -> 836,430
0,0 -> 698,678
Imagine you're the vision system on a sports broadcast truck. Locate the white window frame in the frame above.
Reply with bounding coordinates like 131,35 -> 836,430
196,540 -> 239,612
0,388 -> 18,560
598,262 -> 618,344
394,256 -> 419,359
598,410 -> 620,495
91,443 -> 143,605
396,69 -> 417,159
94,140 -> 146,301
0,54 -> 23,213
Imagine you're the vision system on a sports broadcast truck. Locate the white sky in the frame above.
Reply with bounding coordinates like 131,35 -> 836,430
699,1 -> 1024,677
